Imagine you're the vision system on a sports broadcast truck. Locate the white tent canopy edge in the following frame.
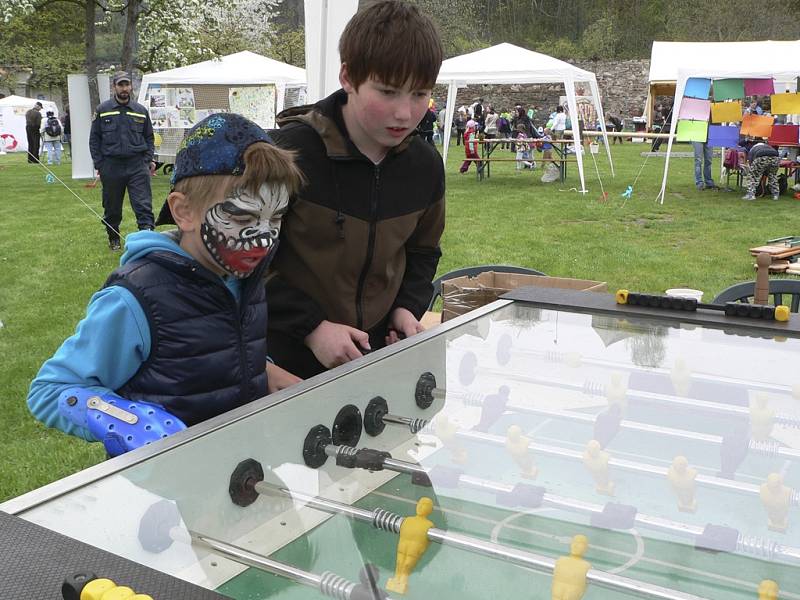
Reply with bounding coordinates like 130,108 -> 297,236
436,42 -> 613,193
656,66 -> 800,204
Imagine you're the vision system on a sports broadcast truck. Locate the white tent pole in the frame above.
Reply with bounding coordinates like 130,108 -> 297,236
563,77 -> 587,193
588,77 -> 614,177
442,82 -> 458,164
656,74 -> 688,204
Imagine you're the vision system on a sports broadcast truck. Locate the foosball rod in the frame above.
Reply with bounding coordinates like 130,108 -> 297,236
524,348 -> 796,397
615,289 -> 790,322
477,367 -> 800,429
458,392 -> 800,462
189,530 -> 391,600
315,435 -> 800,563
256,481 -> 710,600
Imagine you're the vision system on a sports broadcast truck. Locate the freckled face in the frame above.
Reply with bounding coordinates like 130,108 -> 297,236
201,183 -> 289,278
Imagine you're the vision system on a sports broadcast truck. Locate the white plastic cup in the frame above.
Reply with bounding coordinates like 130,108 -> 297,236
666,288 -> 703,302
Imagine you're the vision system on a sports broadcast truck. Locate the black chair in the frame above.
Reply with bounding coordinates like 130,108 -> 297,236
428,265 -> 546,311
712,279 -> 800,312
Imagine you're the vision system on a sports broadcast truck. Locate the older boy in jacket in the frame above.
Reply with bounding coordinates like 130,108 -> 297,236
266,0 -> 445,378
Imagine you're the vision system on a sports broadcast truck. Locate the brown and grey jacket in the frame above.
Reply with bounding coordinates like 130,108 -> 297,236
266,89 -> 445,362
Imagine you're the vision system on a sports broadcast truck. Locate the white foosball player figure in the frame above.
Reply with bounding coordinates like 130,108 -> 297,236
433,414 -> 467,465
667,455 -> 697,513
750,394 -> 775,442
583,440 -> 614,495
670,358 -> 691,397
505,425 -> 537,479
606,372 -> 627,411
760,473 -> 791,533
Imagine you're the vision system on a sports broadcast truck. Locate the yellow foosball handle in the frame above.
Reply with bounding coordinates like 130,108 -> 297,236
615,289 -> 629,304
775,305 -> 790,322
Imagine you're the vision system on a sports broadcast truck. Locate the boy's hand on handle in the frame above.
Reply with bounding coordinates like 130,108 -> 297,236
305,320 -> 371,368
58,387 -> 186,457
386,307 -> 424,345
266,362 -> 302,393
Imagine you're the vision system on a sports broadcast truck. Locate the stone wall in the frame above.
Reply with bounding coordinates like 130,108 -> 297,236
436,58 -> 652,126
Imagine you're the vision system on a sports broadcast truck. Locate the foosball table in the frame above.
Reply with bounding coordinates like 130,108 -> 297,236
3,288 -> 800,600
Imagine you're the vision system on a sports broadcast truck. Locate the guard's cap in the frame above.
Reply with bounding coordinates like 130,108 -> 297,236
112,71 -> 131,84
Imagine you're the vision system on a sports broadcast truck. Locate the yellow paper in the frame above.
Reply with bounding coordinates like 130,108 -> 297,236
771,93 -> 800,115
710,101 -> 742,123
740,114 -> 774,138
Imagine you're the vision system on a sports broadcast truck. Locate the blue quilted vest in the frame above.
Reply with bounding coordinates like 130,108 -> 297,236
106,250 -> 269,426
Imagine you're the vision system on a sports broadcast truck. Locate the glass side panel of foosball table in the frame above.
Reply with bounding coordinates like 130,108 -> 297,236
16,302 -> 800,600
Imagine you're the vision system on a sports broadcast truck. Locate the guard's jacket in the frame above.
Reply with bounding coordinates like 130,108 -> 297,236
89,98 -> 154,168
108,251 -> 270,427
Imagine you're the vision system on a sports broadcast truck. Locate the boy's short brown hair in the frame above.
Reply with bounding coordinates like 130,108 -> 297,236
174,143 -> 303,215
339,0 -> 443,91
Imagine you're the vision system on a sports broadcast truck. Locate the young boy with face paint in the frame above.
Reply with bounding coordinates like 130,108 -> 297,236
27,114 -> 304,456
266,0 -> 446,379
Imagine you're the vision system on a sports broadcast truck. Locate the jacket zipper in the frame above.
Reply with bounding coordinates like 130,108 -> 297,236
355,164 -> 380,330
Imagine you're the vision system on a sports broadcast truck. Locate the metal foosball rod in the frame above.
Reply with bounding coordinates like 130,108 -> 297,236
251,479 -> 711,600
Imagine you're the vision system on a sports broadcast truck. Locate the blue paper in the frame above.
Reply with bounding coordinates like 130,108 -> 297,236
707,125 -> 740,148
684,78 -> 712,100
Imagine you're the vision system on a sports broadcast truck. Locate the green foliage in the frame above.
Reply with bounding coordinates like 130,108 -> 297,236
581,16 -> 616,60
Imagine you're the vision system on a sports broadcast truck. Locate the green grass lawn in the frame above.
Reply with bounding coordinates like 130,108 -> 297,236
1,142 -> 799,504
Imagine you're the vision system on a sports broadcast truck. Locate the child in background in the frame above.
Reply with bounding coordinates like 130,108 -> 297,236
460,119 -> 482,173
28,114 -> 304,456
41,110 -> 64,165
515,124 -> 533,171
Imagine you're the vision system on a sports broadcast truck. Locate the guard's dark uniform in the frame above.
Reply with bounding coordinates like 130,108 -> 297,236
89,98 -> 155,244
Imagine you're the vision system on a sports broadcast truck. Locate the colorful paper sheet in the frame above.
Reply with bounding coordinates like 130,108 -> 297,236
744,79 -> 775,96
684,78 -> 712,99
740,113 -> 774,138
707,125 -> 740,148
713,79 -> 745,101
678,98 -> 711,120
770,93 -> 800,115
768,124 -> 800,145
710,101 -> 743,123
676,119 -> 708,142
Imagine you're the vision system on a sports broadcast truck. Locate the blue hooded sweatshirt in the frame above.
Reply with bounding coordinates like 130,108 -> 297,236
27,231 -> 243,440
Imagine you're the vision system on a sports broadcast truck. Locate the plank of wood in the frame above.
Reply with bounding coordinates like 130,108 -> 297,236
749,245 -> 800,259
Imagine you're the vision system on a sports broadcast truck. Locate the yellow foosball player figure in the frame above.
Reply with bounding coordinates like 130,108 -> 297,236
505,425 -> 538,479
670,358 -> 691,397
750,394 -> 775,441
62,574 -> 154,600
433,415 -> 467,464
583,440 -> 614,495
760,473 -> 792,533
386,497 -> 435,595
757,579 -> 779,600
551,534 -> 591,600
667,455 -> 698,513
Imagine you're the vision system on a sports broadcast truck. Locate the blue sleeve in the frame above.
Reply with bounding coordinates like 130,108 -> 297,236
27,286 -> 151,440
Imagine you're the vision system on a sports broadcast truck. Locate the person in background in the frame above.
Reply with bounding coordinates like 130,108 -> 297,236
25,101 -> 43,164
62,105 -> 71,159
551,105 -> 567,139
514,123 -> 532,171
484,106 -> 498,140
460,119 -> 481,174
40,110 -> 64,165
742,140 -> 780,200
497,110 -> 512,149
473,98 -> 485,130
607,113 -> 623,144
652,101 -> 672,152
454,109 -> 467,146
692,139 -> 716,191
417,104 -> 436,145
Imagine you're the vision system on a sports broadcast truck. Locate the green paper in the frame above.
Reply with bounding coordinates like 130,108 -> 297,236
676,119 -> 708,142
713,79 -> 745,101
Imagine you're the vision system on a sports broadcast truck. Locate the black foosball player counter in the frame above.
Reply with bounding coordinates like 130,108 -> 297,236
4,288 -> 800,600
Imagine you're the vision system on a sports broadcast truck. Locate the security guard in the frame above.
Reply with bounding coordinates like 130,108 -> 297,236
90,71 -> 155,250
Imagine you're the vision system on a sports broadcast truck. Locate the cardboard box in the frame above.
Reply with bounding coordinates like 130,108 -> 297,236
441,272 -> 607,322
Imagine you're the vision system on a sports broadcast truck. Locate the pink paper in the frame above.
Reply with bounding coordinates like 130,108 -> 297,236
744,79 -> 775,96
678,97 -> 711,121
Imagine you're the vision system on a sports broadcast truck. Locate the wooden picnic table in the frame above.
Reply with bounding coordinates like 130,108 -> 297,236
467,137 -> 575,182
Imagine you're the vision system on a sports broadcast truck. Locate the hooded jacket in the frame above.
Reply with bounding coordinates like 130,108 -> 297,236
266,89 -> 445,349
28,231 -> 269,439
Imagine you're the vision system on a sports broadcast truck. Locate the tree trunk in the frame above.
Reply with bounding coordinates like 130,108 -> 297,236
85,0 -> 99,109
121,0 -> 140,74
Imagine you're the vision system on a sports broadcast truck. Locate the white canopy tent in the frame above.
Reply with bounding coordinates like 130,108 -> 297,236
0,95 -> 59,152
656,59 -> 800,204
647,41 -> 800,126
137,51 -> 306,116
437,43 -> 613,193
